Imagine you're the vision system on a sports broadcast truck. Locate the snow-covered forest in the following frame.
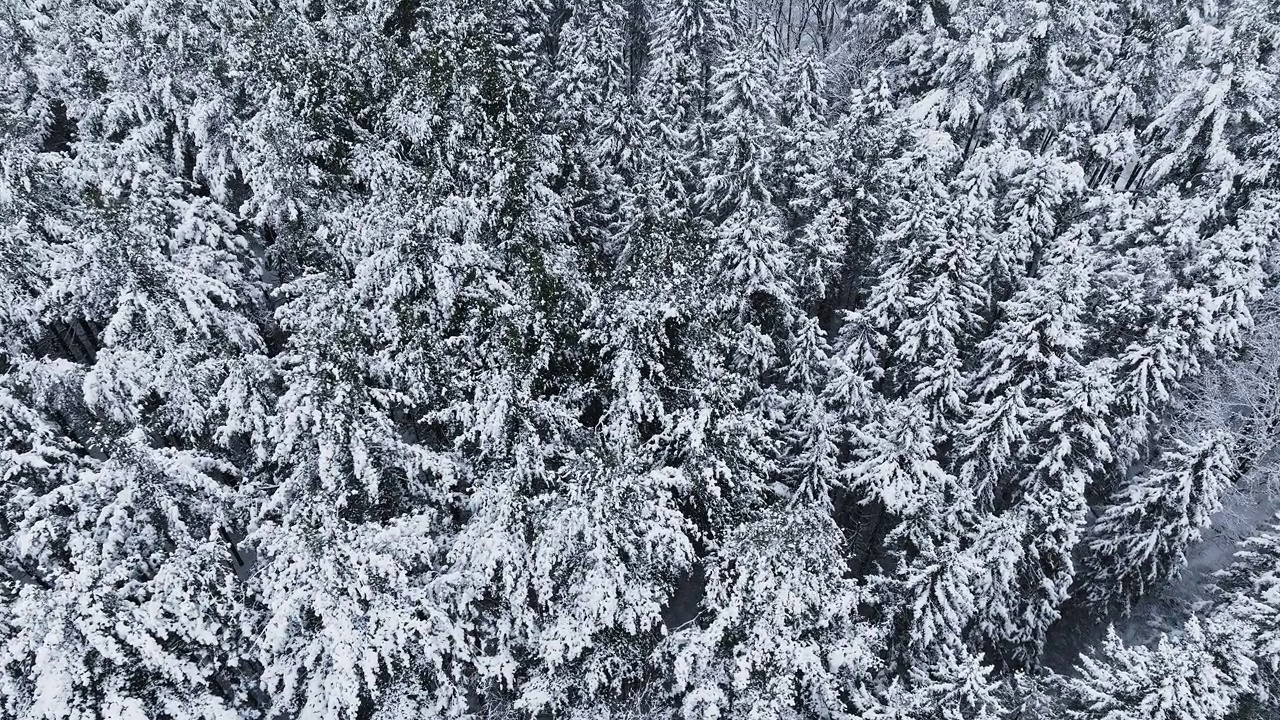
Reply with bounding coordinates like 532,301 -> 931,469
3,0 -> 1280,717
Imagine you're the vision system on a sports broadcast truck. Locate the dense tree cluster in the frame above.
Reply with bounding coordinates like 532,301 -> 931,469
3,0 -> 1280,718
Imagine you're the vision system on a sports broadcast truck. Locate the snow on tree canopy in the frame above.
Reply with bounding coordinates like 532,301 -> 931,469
3,0 -> 1280,718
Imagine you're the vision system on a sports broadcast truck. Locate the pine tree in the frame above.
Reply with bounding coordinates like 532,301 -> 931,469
956,231 -> 1095,509
1082,430 -> 1237,613
865,130 -> 985,430
848,398 -> 973,566
2,428 -> 253,720
992,364 -> 1115,668
253,277 -> 469,719
903,647 -> 1007,720
1059,619 -> 1248,720
670,507 -> 876,720
700,33 -> 795,377
1208,515 -> 1280,709
776,53 -> 842,309
986,150 -> 1084,304
0,5 -> 54,363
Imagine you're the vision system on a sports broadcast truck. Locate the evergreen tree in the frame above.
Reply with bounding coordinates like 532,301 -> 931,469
991,365 -> 1115,668
954,231 -> 1095,511
1082,430 -> 1237,613
1059,619 -> 1249,720
670,508 -> 877,720
865,130 -> 985,430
